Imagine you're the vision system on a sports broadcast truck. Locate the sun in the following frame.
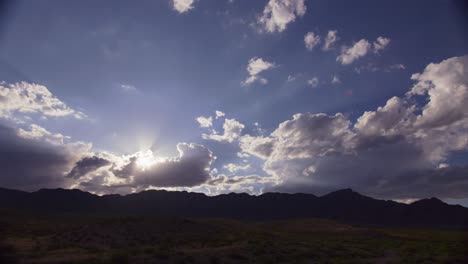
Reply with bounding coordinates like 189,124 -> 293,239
135,150 -> 157,170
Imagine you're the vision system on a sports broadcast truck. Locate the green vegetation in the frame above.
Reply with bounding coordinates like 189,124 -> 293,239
0,210 -> 467,263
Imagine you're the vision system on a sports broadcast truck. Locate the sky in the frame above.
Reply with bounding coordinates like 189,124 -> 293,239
0,0 -> 467,205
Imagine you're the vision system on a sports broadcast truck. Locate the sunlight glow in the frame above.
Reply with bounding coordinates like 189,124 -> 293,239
135,150 -> 158,170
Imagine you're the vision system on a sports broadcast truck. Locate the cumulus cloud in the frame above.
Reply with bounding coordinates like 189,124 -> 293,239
0,124 -> 91,191
337,39 -> 371,65
257,0 -> 306,33
132,143 -> 215,187
0,82 -> 85,120
203,118 -> 245,143
67,156 -> 111,179
242,57 -> 276,86
337,37 -> 390,65
323,30 -> 338,51
304,32 -> 320,51
215,110 -> 225,119
171,0 -> 195,13
239,135 -> 275,159
73,143 -> 216,194
238,55 -> 468,200
196,115 -> 213,128
408,55 -> 468,129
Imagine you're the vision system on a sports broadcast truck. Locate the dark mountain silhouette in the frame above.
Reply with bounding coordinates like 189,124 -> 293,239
0,187 -> 467,228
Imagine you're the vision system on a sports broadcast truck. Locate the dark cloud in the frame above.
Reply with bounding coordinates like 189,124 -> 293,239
74,143 -> 216,193
67,156 -> 111,179
0,124 -> 75,191
132,143 -> 215,188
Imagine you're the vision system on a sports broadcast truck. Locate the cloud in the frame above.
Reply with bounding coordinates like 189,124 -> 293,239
337,39 -> 371,65
287,74 -> 298,82
67,156 -> 111,179
323,30 -> 338,51
201,174 -> 277,195
132,143 -> 215,188
215,110 -> 225,119
223,163 -> 252,173
373,37 -> 391,53
337,37 -> 391,65
171,0 -> 195,13
238,55 -> 468,200
120,84 -> 138,92
331,75 -> 341,84
304,32 -> 320,51
390,64 -> 406,70
242,57 -> 275,86
354,63 -> 405,74
73,143 -> 216,193
307,77 -> 319,87
257,0 -> 306,33
0,82 -> 85,120
203,118 -> 245,143
408,55 -> 468,130
239,135 -> 275,159
196,115 -> 213,128
0,123 -> 91,191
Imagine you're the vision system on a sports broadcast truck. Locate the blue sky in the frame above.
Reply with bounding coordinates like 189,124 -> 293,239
0,0 -> 467,205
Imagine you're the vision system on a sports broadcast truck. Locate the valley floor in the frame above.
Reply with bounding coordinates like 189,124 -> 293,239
0,211 -> 467,264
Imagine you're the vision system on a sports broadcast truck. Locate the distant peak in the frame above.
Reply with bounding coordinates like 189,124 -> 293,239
323,188 -> 356,196
411,197 -> 446,206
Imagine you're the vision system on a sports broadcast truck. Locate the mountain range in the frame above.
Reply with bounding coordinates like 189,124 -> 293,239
1,187 -> 467,228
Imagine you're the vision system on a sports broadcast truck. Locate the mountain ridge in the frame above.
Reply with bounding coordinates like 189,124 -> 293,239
1,187 -> 467,228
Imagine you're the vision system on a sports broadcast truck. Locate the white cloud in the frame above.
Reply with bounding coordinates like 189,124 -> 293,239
337,37 -> 391,65
337,39 -> 371,65
171,0 -> 195,13
242,57 -> 275,86
18,124 -> 70,146
307,77 -> 319,87
257,0 -> 306,33
203,118 -> 245,143
409,55 -> 468,130
196,115 -> 213,128
237,152 -> 250,158
237,55 -> 468,200
201,173 -> 278,195
246,57 -> 275,76
304,32 -> 320,51
373,37 -> 391,53
239,134 -> 275,159
0,82 -> 85,120
223,163 -> 252,173
323,30 -> 338,51
215,110 -> 225,119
